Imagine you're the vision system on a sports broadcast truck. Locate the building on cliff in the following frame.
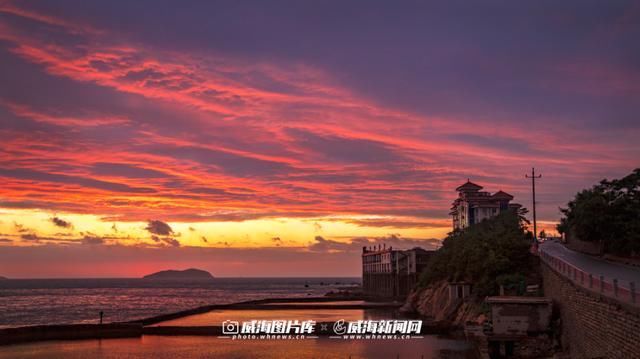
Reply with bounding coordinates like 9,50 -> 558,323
362,245 -> 434,298
450,180 -> 522,231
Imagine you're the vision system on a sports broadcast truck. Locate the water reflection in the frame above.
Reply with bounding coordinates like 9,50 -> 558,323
0,335 -> 471,359
150,308 -> 402,327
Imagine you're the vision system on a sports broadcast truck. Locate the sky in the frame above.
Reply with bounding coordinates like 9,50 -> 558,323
0,0 -> 638,278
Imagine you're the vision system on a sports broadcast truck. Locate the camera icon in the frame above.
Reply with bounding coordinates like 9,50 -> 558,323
222,320 -> 240,334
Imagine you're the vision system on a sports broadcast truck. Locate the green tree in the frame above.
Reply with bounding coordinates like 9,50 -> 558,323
419,211 -> 533,297
557,168 -> 640,256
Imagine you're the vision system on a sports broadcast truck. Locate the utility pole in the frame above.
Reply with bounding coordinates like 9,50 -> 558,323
526,168 -> 542,245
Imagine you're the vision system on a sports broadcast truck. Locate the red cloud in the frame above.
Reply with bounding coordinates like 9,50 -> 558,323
0,1 -> 637,232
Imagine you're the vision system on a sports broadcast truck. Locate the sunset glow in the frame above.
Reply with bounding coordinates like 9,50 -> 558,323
0,1 -> 638,277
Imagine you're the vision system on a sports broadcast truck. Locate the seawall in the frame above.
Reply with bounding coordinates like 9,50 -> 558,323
541,264 -> 640,358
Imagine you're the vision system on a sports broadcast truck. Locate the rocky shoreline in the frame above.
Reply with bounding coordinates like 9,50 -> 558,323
400,281 -> 485,330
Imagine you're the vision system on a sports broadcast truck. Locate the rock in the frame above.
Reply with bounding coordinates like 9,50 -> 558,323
406,280 -> 485,329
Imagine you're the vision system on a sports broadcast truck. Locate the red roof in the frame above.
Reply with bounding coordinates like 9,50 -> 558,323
492,190 -> 514,200
455,180 -> 483,192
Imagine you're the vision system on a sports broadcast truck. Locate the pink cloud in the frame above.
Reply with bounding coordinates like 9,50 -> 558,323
0,1 -> 637,235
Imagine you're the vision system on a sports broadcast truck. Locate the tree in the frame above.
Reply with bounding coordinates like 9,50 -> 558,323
419,210 -> 534,297
557,168 -> 640,256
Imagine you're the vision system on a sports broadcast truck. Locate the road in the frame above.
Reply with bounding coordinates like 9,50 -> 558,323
540,240 -> 640,288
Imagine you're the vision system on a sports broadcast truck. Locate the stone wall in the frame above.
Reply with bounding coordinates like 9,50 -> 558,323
565,236 -> 603,255
542,264 -> 640,358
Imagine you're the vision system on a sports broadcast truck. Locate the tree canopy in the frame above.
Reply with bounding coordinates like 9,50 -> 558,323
419,211 -> 533,297
557,168 -> 640,256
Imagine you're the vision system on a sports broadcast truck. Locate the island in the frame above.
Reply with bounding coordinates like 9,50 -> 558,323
142,268 -> 214,280
0,276 -> 7,280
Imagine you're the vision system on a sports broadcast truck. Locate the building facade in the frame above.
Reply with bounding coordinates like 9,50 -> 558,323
362,245 -> 433,298
450,180 -> 521,231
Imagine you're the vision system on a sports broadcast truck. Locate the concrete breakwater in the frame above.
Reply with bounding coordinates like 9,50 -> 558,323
127,296 -> 395,326
0,324 -> 143,346
0,296 -> 411,346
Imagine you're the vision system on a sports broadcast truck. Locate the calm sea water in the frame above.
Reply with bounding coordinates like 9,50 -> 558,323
0,277 -> 359,328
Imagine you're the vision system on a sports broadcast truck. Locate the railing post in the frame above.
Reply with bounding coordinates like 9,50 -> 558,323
580,271 -> 584,285
613,279 -> 618,298
573,268 -> 577,281
600,276 -> 604,293
589,274 -> 593,289
631,282 -> 636,303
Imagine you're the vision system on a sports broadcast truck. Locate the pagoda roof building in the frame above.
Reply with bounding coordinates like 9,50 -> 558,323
450,181 -> 520,231
455,180 -> 483,192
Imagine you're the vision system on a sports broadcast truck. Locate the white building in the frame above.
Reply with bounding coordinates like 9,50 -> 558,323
450,180 -> 521,231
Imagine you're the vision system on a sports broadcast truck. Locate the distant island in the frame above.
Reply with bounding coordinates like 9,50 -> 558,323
142,268 -> 214,280
0,276 -> 7,280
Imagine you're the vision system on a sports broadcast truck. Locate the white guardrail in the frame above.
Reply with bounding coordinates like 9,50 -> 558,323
539,247 -> 638,308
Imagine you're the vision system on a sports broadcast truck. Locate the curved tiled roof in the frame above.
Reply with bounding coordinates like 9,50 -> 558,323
492,190 -> 514,200
455,180 -> 483,192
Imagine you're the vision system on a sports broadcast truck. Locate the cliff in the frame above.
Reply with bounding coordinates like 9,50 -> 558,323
143,268 -> 214,280
402,281 -> 485,329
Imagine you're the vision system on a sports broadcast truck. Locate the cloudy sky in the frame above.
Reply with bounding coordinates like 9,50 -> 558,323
0,1 -> 638,277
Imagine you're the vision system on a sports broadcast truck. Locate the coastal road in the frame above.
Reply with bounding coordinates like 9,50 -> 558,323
540,240 -> 640,288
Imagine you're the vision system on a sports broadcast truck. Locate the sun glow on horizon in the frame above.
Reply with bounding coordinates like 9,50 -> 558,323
0,208 -> 451,249
0,0 -> 635,277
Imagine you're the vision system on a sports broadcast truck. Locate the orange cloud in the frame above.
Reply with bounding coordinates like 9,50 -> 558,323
0,0 -> 637,274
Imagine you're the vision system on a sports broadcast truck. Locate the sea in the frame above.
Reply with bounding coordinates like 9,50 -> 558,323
0,277 -> 360,328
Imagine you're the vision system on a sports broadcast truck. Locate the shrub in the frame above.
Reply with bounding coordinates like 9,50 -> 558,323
419,211 -> 533,297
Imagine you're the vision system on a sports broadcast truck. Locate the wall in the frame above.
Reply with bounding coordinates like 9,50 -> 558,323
542,264 -> 640,359
488,299 -> 552,336
565,236 -> 603,255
